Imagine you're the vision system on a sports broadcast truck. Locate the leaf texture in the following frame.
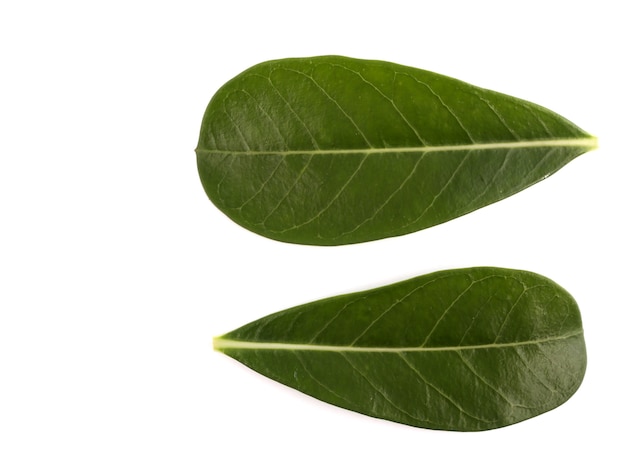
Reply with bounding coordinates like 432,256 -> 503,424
214,267 -> 586,431
196,56 -> 596,245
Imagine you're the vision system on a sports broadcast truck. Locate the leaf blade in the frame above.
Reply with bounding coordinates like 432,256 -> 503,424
197,56 -> 596,245
214,267 -> 586,431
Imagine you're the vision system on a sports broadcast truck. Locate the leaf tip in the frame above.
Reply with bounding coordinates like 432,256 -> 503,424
213,336 -> 225,352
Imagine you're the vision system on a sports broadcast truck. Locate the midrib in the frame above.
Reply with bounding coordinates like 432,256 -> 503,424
199,137 -> 597,156
213,330 -> 583,353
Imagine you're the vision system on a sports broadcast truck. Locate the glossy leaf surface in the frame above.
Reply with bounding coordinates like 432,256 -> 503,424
197,56 -> 596,245
214,267 -> 586,431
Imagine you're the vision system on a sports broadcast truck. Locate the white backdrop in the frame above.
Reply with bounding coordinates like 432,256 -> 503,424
1,1 -> 623,470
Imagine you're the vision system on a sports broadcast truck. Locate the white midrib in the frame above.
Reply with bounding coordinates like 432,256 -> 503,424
199,137 -> 597,156
213,330 -> 583,353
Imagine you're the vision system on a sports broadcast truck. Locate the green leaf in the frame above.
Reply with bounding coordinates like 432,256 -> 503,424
214,267 -> 586,431
196,56 -> 596,245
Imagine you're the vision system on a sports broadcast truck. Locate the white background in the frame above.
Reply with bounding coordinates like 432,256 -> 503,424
1,1 -> 624,470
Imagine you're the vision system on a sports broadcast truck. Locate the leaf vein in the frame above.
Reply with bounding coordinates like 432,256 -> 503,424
338,152 -> 427,237
454,149 -> 512,217
309,297 -> 366,343
261,72 -> 321,150
420,276 -> 475,347
326,62 -> 427,145
407,150 -> 472,229
404,73 -> 476,143
260,155 -> 315,225
340,352 -> 439,426
399,352 -> 496,425
234,155 -> 287,211
457,352 -> 532,409
291,351 -> 356,406
284,67 -> 373,147
273,154 -> 371,234
472,90 -> 521,140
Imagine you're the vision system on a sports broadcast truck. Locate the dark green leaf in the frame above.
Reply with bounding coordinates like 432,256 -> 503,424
196,56 -> 596,245
214,267 -> 586,431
